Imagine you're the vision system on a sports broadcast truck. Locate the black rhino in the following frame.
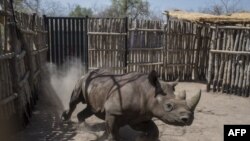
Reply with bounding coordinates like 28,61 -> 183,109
61,69 -> 201,141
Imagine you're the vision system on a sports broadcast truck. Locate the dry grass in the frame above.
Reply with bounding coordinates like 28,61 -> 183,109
164,10 -> 250,24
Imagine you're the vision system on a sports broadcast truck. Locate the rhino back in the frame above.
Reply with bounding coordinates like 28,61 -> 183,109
83,70 -> 154,117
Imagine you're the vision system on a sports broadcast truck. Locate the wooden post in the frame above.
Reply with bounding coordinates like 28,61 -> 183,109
233,31 -> 244,95
3,0 -> 7,52
0,19 -> 3,54
245,35 -> 250,97
217,30 -> 225,91
194,26 -> 201,81
207,28 -> 216,92
7,0 -> 27,129
212,29 -> 220,92
124,17 -> 128,73
85,16 -> 88,73
222,30 -> 231,92
237,31 -> 247,96
246,57 -> 250,97
225,30 -> 233,93
230,30 -> 240,93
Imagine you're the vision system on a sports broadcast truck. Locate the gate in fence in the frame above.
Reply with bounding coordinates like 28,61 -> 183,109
45,17 -> 88,71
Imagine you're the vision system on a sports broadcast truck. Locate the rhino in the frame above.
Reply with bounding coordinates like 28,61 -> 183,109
61,69 -> 201,141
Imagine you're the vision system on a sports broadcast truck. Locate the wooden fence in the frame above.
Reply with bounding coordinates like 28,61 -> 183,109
86,18 -> 165,76
165,19 -> 212,81
46,17 -> 249,97
128,19 -> 164,78
47,17 -> 211,81
88,17 -> 127,74
207,26 -> 250,96
0,0 -> 47,135
85,18 -> 211,81
47,17 -> 165,75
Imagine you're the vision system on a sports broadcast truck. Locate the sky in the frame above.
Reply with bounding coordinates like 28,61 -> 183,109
57,0 -> 250,13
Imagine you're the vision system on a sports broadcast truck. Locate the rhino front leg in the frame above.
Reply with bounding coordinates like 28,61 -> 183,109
105,113 -> 120,141
130,120 -> 159,141
61,77 -> 85,121
61,92 -> 83,121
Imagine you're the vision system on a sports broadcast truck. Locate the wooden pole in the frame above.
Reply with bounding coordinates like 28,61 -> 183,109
124,17 -> 128,73
237,31 -> 247,96
233,31 -> 244,95
212,30 -> 221,92
230,30 -> 240,94
207,28 -> 216,92
225,30 -> 233,93
222,30 -> 231,93
85,16 -> 88,73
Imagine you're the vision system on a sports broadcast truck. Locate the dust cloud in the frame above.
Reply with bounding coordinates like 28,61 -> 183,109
45,59 -> 85,110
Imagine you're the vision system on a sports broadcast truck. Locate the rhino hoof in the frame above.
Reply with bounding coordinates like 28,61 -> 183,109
61,111 -> 70,121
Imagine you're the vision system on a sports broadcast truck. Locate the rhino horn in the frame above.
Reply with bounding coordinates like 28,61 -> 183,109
187,90 -> 201,111
177,90 -> 186,100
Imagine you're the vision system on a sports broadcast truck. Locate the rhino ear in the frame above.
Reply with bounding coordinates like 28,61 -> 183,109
148,70 -> 163,96
148,70 -> 159,87
167,78 -> 179,91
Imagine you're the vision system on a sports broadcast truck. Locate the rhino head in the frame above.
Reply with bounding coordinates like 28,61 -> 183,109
148,70 -> 201,126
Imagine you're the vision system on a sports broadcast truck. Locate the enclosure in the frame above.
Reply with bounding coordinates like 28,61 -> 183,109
1,0 -> 250,140
0,0 -> 47,136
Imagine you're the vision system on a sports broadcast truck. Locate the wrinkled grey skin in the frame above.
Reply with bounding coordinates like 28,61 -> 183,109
61,69 -> 201,141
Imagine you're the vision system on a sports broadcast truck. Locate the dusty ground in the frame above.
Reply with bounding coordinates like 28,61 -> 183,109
10,82 -> 250,141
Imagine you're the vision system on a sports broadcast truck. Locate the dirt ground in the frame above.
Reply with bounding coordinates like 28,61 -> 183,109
10,81 -> 250,141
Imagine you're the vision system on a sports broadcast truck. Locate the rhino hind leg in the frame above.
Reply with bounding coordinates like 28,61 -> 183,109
105,113 -> 121,141
130,120 -> 159,141
77,105 -> 93,123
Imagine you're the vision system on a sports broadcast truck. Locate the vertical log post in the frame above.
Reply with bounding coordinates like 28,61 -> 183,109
212,29 -> 221,92
194,26 -> 201,81
124,17 -> 128,73
207,28 -> 217,92
85,16 -> 88,73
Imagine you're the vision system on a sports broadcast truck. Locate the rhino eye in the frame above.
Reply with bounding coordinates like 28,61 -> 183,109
164,103 -> 174,112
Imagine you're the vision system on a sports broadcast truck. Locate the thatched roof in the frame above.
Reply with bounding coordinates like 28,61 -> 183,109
164,10 -> 250,24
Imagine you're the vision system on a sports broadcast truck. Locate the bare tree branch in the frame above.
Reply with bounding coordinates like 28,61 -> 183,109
200,0 -> 242,15
221,0 -> 229,13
